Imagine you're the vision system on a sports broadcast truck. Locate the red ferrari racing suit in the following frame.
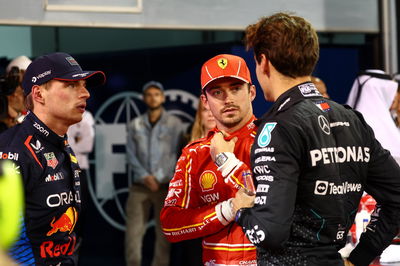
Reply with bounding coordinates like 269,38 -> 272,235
160,117 -> 257,266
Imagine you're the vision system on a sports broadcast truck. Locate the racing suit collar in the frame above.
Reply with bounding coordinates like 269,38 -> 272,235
255,82 -> 323,126
25,112 -> 66,148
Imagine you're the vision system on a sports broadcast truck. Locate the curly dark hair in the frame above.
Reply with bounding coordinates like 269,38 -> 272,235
245,12 -> 319,78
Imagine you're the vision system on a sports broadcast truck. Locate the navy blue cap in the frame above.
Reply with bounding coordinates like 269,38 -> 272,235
142,81 -> 164,93
22,52 -> 106,94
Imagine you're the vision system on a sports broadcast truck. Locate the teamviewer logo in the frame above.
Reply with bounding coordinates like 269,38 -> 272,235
314,180 -> 329,195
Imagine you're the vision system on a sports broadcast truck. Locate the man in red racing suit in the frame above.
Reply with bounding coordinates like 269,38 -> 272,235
160,54 -> 257,265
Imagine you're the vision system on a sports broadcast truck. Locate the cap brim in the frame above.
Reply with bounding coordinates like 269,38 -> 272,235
202,75 -> 250,91
54,70 -> 106,88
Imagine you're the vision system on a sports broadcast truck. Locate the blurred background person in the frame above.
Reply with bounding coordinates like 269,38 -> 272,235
125,81 -> 187,266
0,55 -> 32,134
311,76 -> 330,98
347,69 -> 400,165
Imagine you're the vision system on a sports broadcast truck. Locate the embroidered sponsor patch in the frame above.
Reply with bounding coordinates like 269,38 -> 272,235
70,154 -> 78,164
298,83 -> 321,97
44,152 -> 58,169
65,56 -> 79,66
217,58 -> 228,69
315,100 -> 331,112
257,122 -> 277,148
199,170 -> 217,192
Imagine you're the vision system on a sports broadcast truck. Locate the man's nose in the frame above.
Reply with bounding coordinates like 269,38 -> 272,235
81,86 -> 90,99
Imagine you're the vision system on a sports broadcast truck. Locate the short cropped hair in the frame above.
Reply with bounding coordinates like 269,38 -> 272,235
245,12 -> 319,78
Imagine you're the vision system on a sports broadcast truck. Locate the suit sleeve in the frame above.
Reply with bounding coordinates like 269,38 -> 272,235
160,147 -> 232,243
237,121 -> 302,249
348,122 -> 400,266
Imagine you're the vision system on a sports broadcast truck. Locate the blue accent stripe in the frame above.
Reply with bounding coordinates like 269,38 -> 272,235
310,209 -> 326,241
8,217 -> 35,265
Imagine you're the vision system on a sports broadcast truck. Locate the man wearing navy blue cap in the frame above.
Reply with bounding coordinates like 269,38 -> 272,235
0,52 -> 105,265
125,81 -> 187,266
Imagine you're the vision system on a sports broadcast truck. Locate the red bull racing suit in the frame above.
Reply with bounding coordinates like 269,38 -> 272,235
160,117 -> 257,266
232,83 -> 400,266
0,112 -> 81,265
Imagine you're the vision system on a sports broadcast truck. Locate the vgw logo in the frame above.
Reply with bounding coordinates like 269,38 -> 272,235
89,90 -> 198,230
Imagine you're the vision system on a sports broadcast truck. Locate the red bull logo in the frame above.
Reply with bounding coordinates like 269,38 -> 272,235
47,207 -> 78,236
40,235 -> 76,258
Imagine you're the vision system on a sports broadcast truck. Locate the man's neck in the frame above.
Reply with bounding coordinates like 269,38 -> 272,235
148,107 -> 163,124
33,109 -> 68,136
271,75 -> 310,101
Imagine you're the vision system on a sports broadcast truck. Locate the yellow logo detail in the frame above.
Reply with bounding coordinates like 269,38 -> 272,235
70,154 -> 78,164
200,171 -> 217,191
217,58 -> 228,69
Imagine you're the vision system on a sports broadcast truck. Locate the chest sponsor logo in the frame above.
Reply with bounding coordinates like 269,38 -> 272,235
318,115 -> 330,135
200,193 -> 220,203
46,191 -> 81,207
166,188 -> 182,199
254,147 -> 274,154
40,236 -> 76,259
0,151 -> 19,161
256,175 -> 274,182
245,225 -> 265,245
70,154 -> 78,164
30,139 -> 44,153
298,83 -> 321,97
330,121 -> 350,128
255,196 -> 267,205
255,156 -> 276,163
257,122 -> 277,148
74,170 -> 81,179
199,171 -> 217,192
310,146 -> 370,166
44,152 -> 58,169
47,207 -> 78,236
253,165 -> 270,174
314,180 -> 362,195
256,184 -> 270,193
169,179 -> 183,188
45,172 -> 65,182
164,198 -> 177,206
33,122 -> 49,136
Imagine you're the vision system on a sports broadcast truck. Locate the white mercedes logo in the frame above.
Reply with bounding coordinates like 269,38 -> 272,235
318,115 -> 330,135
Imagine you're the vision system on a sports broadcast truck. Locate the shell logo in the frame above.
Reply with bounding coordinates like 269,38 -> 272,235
200,171 -> 217,191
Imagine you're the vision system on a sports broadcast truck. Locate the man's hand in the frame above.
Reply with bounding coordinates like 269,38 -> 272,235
143,175 -> 159,192
232,188 -> 255,213
343,259 -> 355,266
210,131 -> 238,161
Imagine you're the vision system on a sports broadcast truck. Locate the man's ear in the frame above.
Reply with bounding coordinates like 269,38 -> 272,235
200,93 -> 209,109
249,84 -> 256,101
31,85 -> 45,105
260,54 -> 270,77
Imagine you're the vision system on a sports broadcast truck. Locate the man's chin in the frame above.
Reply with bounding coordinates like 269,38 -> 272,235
220,117 -> 241,129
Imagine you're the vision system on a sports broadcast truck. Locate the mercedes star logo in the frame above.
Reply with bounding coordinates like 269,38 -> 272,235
318,115 -> 330,135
